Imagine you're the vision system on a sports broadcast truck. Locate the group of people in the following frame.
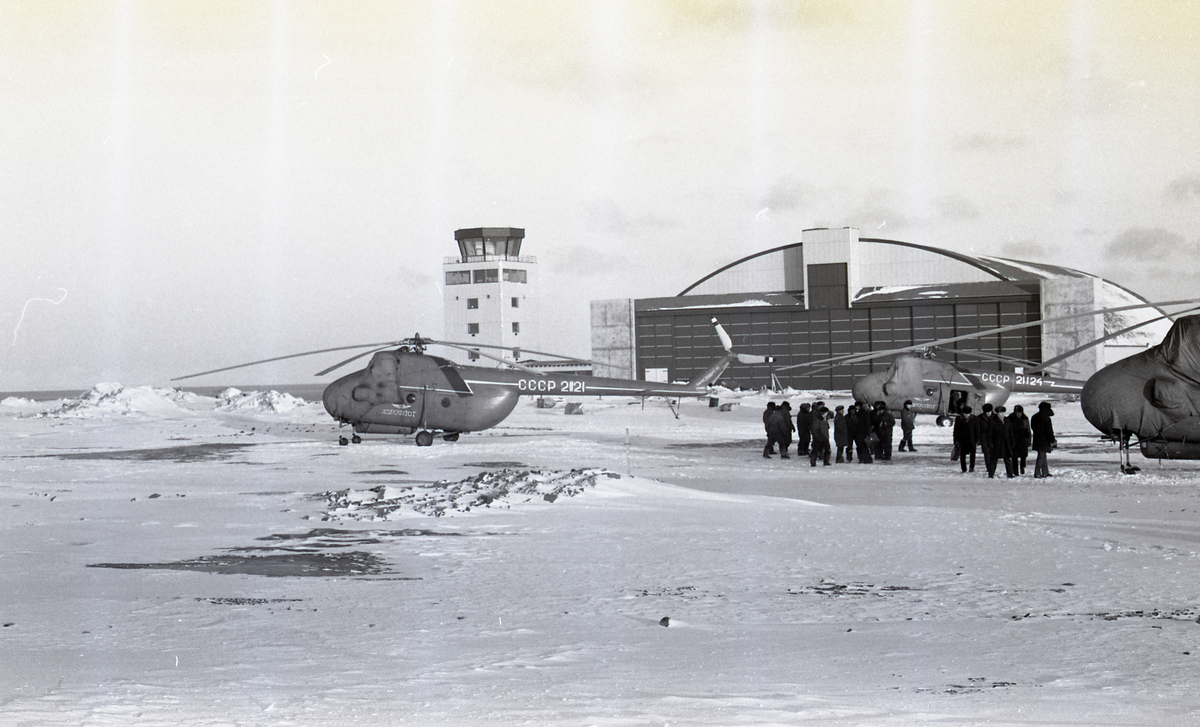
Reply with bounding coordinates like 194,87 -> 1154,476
763,398 -> 1060,479
951,401 -> 1057,478
762,399 -> 920,466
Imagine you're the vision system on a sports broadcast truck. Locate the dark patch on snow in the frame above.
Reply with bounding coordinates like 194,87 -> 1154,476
666,439 -> 763,450
253,527 -> 463,546
354,469 -> 410,476
1010,608 -> 1197,622
39,442 -> 255,463
917,678 -> 1017,695
89,551 -> 389,577
198,597 -> 304,606
630,586 -> 720,600
462,461 -> 527,468
788,580 -> 916,598
85,527 -> 450,578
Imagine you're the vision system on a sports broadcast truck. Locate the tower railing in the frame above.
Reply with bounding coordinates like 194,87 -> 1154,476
444,255 -> 538,264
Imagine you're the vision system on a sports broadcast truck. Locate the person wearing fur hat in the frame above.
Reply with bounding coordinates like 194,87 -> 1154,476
1031,402 -> 1057,478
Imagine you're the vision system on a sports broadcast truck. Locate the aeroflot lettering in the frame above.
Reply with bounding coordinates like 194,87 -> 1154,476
517,379 -> 587,394
978,373 -> 1047,387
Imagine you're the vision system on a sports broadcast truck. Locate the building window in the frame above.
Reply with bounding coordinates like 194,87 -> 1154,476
445,270 -> 470,285
473,268 -> 499,284
512,322 -> 520,334
467,323 -> 479,336
468,351 -> 479,360
503,268 -> 527,283
511,297 -> 519,308
467,298 -> 479,309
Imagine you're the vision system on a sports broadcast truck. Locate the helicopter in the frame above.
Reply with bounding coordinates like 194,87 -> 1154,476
773,299 -> 1200,426
1080,313 -> 1200,472
848,349 -> 1086,426
175,318 -> 772,446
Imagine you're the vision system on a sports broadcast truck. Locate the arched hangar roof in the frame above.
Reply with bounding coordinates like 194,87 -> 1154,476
678,236 -> 1147,302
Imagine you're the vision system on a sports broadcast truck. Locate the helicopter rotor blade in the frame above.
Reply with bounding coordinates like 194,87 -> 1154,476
774,298 -> 1200,373
172,341 -> 403,382
427,339 -> 599,366
433,341 -> 544,374
314,345 -> 406,377
1025,304 -> 1200,374
938,348 -> 1039,368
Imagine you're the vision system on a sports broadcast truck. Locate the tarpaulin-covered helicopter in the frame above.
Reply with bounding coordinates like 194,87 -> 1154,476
175,318 -> 770,446
774,300 -> 1200,427
1081,313 -> 1200,471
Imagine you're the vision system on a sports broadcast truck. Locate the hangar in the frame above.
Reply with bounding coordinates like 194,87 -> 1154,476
590,227 -> 1168,391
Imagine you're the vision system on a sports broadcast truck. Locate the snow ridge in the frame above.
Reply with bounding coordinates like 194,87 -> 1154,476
320,468 -> 619,519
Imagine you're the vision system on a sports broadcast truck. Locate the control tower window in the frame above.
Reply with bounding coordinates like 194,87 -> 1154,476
467,298 -> 479,309
467,323 -> 479,336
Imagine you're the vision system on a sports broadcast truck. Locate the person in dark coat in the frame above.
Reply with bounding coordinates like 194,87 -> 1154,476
996,405 -> 1016,478
809,404 -> 832,466
980,403 -> 1008,478
1031,402 -> 1057,478
833,405 -> 850,463
795,403 -> 812,456
762,402 -> 778,455
850,403 -> 873,463
763,403 -> 790,458
1007,404 -> 1032,475
953,406 -> 976,473
898,400 -> 917,452
966,405 -> 986,472
873,401 -> 895,461
778,401 -> 795,458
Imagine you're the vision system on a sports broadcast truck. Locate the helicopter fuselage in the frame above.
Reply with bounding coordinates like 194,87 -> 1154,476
321,350 -> 719,438
852,355 -> 1085,421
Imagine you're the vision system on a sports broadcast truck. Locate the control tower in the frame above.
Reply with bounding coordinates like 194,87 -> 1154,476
443,227 -> 539,362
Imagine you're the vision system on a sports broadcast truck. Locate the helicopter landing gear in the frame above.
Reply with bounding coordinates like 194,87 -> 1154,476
338,434 -> 363,446
339,436 -> 348,446
443,432 -> 460,442
415,430 -> 434,447
1114,429 -> 1140,474
936,416 -> 950,427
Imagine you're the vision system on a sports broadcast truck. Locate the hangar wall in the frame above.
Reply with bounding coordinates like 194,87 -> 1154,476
590,228 -> 1154,390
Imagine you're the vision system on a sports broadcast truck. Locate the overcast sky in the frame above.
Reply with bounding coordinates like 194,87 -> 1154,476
3,1 -> 1199,390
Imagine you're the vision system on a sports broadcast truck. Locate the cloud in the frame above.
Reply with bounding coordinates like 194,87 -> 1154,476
841,190 -> 913,231
757,177 -> 811,213
1103,227 -> 1188,262
548,245 -> 632,278
584,198 -> 674,238
934,193 -> 981,221
952,133 -> 1027,153
1164,175 -> 1200,204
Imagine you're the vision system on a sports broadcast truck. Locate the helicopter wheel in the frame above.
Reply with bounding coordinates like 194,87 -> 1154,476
352,434 -> 362,444
339,436 -> 349,446
415,430 -> 434,447
936,416 -> 950,427
443,432 -> 460,442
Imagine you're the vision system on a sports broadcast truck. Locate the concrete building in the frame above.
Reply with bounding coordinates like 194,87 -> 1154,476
443,227 -> 539,362
591,227 -> 1168,390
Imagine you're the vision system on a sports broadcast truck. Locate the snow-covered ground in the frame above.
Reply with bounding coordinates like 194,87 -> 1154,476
3,384 -> 1200,726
